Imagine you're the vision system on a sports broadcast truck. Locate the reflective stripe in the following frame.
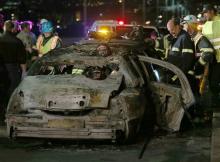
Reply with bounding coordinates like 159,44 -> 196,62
172,71 -> 194,81
195,75 -> 202,79
196,53 -> 201,57
199,57 -> 206,65
171,47 -> 179,52
188,70 -> 194,75
39,38 -> 54,55
182,49 -> 194,53
171,75 -> 178,81
200,48 -> 214,52
210,38 -> 220,43
155,48 -> 164,53
193,33 -> 203,48
51,36 -> 59,50
213,45 -> 220,50
36,35 -> 43,52
72,69 -> 84,74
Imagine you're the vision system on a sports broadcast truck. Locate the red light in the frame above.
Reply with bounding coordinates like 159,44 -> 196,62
118,20 -> 124,25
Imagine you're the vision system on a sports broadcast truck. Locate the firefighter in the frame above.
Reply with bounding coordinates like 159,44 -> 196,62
35,21 -> 62,57
182,15 -> 215,95
201,4 -> 220,104
166,18 -> 195,86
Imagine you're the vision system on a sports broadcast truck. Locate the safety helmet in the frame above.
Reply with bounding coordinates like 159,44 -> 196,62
41,21 -> 53,33
40,18 -> 48,24
182,15 -> 198,24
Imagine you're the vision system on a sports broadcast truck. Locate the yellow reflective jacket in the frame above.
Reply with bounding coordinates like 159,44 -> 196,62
36,34 -> 61,56
202,15 -> 220,62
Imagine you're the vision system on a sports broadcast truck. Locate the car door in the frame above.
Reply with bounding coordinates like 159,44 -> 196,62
137,55 -> 195,132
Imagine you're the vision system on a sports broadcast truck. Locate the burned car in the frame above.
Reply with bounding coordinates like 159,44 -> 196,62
6,39 -> 195,141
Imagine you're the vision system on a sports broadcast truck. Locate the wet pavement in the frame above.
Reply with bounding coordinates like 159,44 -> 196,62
0,124 -> 211,162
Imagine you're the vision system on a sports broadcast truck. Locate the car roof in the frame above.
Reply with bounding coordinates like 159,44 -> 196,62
88,20 -> 138,32
38,40 -> 144,66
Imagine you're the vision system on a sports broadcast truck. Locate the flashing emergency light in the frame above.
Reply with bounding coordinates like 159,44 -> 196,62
118,20 -> 124,25
98,28 -> 109,34
97,26 -> 112,35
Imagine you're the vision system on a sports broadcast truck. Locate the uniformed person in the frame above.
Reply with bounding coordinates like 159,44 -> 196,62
182,15 -> 215,95
166,18 -> 195,85
35,21 -> 62,57
201,4 -> 220,102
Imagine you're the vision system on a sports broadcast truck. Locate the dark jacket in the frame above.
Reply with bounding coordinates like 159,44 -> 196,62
167,30 -> 195,74
193,32 -> 215,76
0,32 -> 26,64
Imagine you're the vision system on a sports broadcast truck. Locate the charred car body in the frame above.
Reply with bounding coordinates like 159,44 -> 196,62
6,39 -> 195,141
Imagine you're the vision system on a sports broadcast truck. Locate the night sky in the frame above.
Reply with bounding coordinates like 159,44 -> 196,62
0,0 -> 220,26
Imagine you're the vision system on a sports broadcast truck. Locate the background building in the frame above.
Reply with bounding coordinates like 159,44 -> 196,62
1,0 -> 220,36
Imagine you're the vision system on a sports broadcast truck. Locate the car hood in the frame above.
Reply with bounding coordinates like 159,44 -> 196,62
17,74 -> 123,111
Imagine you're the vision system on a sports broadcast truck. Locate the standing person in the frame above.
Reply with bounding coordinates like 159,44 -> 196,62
0,20 -> 26,108
35,21 -> 62,57
182,15 -> 215,95
11,20 -> 20,35
154,18 -> 195,133
166,18 -> 195,85
201,4 -> 220,104
17,21 -> 37,68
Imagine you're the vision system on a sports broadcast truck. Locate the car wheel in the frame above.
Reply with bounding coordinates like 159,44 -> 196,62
117,119 -> 139,144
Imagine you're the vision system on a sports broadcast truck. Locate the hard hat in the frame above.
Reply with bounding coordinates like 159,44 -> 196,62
182,15 -> 198,24
41,21 -> 53,33
40,18 -> 48,24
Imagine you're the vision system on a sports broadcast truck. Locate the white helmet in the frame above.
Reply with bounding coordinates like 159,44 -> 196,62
40,18 -> 48,24
182,15 -> 198,24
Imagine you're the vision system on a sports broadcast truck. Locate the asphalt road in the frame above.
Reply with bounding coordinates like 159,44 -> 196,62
0,124 -> 211,162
